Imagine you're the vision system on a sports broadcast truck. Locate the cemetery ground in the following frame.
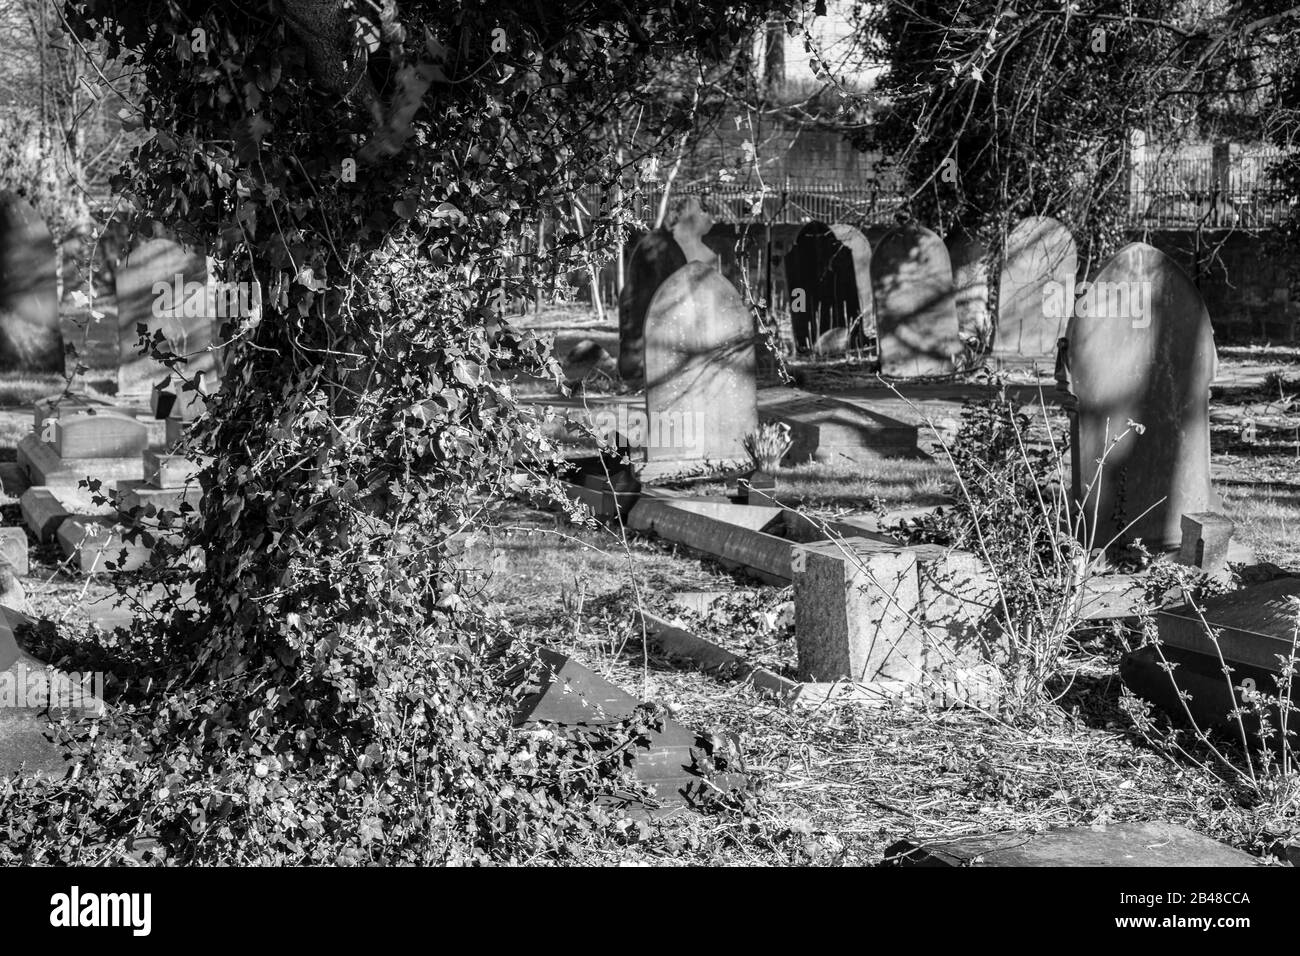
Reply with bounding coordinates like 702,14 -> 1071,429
3,309 -> 1300,865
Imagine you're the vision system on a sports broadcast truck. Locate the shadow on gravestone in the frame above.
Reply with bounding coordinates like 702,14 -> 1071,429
643,262 -> 757,468
995,216 -> 1077,364
1066,241 -> 1217,551
870,223 -> 960,377
618,229 -> 686,382
784,221 -> 872,352
0,193 -> 62,373
114,238 -> 219,395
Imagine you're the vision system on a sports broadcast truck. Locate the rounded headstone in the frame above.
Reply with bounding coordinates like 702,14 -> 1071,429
115,238 -> 217,393
618,229 -> 686,382
870,224 -> 960,377
784,222 -> 872,351
997,216 -> 1077,363
0,194 -> 61,372
644,263 -> 757,466
1067,242 -> 1216,550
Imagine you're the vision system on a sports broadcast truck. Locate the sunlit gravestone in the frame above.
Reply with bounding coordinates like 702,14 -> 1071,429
114,238 -> 224,397
1066,241 -> 1217,551
870,223 -> 960,376
0,193 -> 62,372
783,221 -> 873,352
642,262 -> 757,473
996,216 -> 1077,364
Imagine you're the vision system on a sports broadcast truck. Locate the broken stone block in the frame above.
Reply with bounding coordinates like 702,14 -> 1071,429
19,487 -> 69,543
885,822 -> 1258,867
0,526 -> 28,577
116,480 -> 203,514
793,538 -> 921,682
57,518 -> 155,573
1178,512 -> 1234,577
910,545 -> 1003,671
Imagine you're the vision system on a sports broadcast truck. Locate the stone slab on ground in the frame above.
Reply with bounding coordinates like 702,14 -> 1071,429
638,610 -> 798,699
884,822 -> 1258,867
559,481 -> 639,523
17,434 -> 144,488
653,499 -> 784,534
1158,577 -> 1300,671
759,394 -> 920,463
56,518 -> 155,573
513,647 -> 747,812
0,525 -> 29,575
0,605 -> 103,777
627,498 -> 795,584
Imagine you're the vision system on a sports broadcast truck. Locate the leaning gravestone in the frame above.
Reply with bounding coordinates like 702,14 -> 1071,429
1066,241 -> 1216,550
114,238 -> 218,395
870,224 -> 960,376
643,262 -> 757,472
996,216 -> 1076,363
783,222 -> 873,351
618,230 -> 686,382
0,193 -> 62,372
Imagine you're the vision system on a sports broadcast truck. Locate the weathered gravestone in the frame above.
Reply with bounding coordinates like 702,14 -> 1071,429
1066,242 -> 1216,550
870,224 -> 960,377
996,216 -> 1077,363
643,263 -> 757,472
783,222 -> 873,351
115,238 -> 218,395
946,231 -> 989,346
0,193 -> 62,372
618,230 -> 686,382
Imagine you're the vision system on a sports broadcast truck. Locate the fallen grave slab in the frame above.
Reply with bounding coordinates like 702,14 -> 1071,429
0,526 -> 29,576
1,605 -> 103,777
57,518 -> 161,573
653,499 -> 784,534
884,821 -> 1258,867
20,487 -> 69,543
637,611 -> 799,699
627,498 -> 794,584
513,647 -> 746,812
759,394 -> 920,463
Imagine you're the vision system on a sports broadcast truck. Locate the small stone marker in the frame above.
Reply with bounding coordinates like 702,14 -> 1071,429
1066,242 -> 1217,550
885,822 -> 1257,867
20,487 -> 70,543
784,221 -> 873,351
643,263 -> 757,470
1178,512 -> 1234,577
618,229 -> 686,382
115,238 -> 217,394
870,224 -> 960,376
0,193 -> 61,372
996,216 -> 1076,363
